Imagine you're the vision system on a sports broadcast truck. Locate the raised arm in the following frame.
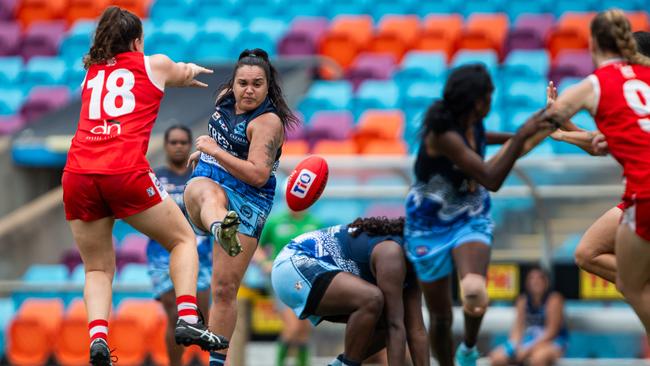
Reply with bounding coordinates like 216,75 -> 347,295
195,113 -> 284,188
544,77 -> 596,130
149,54 -> 213,88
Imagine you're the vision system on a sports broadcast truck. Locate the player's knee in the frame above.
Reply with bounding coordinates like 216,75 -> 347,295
358,287 -> 384,316
461,274 -> 488,315
574,242 -> 596,270
212,277 -> 239,304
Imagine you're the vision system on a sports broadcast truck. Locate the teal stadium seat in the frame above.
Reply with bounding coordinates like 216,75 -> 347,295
0,56 -> 23,87
502,50 -> 550,85
451,49 -> 499,78
22,56 -> 67,94
0,298 -> 15,359
311,200 -> 365,227
113,264 -> 153,306
149,0 -> 194,23
505,80 -> 547,110
553,0 -> 596,17
484,110 -> 504,131
11,264 -> 68,308
283,0 -> 325,19
353,80 -> 399,118
231,30 -> 277,59
506,106 -> 538,132
506,0 -> 551,21
146,20 -> 197,62
325,0 -> 369,19
394,51 -> 447,89
298,80 -> 353,120
461,0 -> 504,17
557,76 -> 582,93
193,0 -> 235,23
401,81 -> 443,121
371,0 -> 413,20
414,0 -> 459,16
231,0 -> 280,23
249,17 -> 289,42
59,20 -> 94,63
65,60 -> 86,93
599,0 -> 644,11
0,88 -> 25,116
551,111 -> 593,155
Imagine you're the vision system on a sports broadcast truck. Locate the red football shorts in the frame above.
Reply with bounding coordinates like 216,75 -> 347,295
620,197 -> 650,241
62,169 -> 168,221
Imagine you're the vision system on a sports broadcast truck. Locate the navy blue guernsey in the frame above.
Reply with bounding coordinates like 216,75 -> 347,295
525,292 -> 569,338
200,93 -> 281,192
287,225 -> 403,284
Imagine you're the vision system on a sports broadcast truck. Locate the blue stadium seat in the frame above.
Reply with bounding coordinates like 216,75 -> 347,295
502,50 -> 549,85
12,264 -> 69,307
0,56 -> 23,87
557,76 -> 583,94
201,17 -> 243,42
0,298 -> 15,359
371,0 -> 413,20
451,50 -> 499,78
522,139 -> 555,158
232,0 -> 281,23
401,81 -> 443,121
460,0 -> 504,17
0,88 -> 25,116
149,0 -> 194,23
414,0 -> 459,16
353,80 -> 400,118
506,106 -> 538,132
114,264 -> 153,306
22,56 -> 67,94
325,0 -> 370,19
59,20 -> 95,63
507,0 -> 551,21
484,110 -> 504,131
146,21 -> 197,62
65,60 -> 86,93
298,80 -> 353,120
193,0 -> 235,23
394,51 -> 447,89
311,200 -> 365,227
404,110 -> 424,151
553,233 -> 581,261
553,0 -> 596,17
505,80 -> 547,109
598,0 -> 644,11
249,17 -> 289,42
231,30 -> 276,59
283,2 -> 325,19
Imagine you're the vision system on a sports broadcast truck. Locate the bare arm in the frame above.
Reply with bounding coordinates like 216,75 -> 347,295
371,241 -> 407,366
544,77 -> 596,130
509,295 -> 526,344
196,113 -> 284,188
486,132 -> 514,145
149,54 -> 213,88
403,271 -> 430,366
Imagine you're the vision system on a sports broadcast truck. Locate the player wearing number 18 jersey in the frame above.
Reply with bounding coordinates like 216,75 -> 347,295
61,6 -> 228,366
544,10 -> 650,339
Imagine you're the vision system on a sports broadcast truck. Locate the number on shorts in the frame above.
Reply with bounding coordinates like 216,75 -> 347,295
86,69 -> 136,119
623,79 -> 650,132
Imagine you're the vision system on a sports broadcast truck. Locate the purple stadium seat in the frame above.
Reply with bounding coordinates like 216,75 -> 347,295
307,110 -> 354,142
0,0 -> 16,20
20,86 -> 70,123
0,21 -> 21,56
279,17 -> 329,56
60,247 -> 82,274
346,53 -> 397,90
505,28 -> 545,54
514,14 -> 554,40
20,20 -> 65,60
116,248 -> 146,271
0,114 -> 25,135
548,50 -> 593,84
365,203 -> 405,218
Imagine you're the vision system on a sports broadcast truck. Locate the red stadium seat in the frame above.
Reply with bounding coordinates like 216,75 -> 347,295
627,12 -> 649,32
354,110 -> 405,153
282,140 -> 310,156
106,0 -> 152,18
361,140 -> 407,155
16,0 -> 66,27
547,12 -> 594,58
65,0 -> 109,25
319,15 -> 373,71
367,15 -> 420,61
312,140 -> 358,155
415,15 -> 462,60
459,14 -> 509,57
109,299 -> 162,366
54,299 -> 91,366
8,299 -> 64,366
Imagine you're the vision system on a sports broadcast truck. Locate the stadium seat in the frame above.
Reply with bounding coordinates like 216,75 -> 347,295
370,0 -> 413,20
231,30 -> 277,59
282,140 -> 309,156
232,0 -> 281,24
0,114 -> 25,135
506,0 -> 550,22
22,56 -> 67,93
401,81 -> 443,121
149,0 -> 194,23
12,264 -> 69,307
20,86 -> 69,122
60,247 -> 82,275
16,0 -> 66,27
394,51 -> 447,89
502,50 -> 549,85
346,53 -> 396,90
0,21 -> 21,56
506,13 -> 555,53
147,20 -> 197,62
312,200 -> 365,226
459,14 -> 509,57
59,20 -> 95,63
278,17 -> 328,57
354,110 -> 405,152
7,299 -> 64,366
353,80 -> 400,118
513,13 -> 555,41
324,0 -> 370,19
413,0 -> 459,17
20,20 -> 66,60
367,15 -> 419,62
286,120 -> 307,140
307,110 -> 354,142
54,299 -> 90,366
599,0 -> 644,11
549,49 -> 593,84
414,15 -> 462,59
506,107 -> 539,132
460,0 -> 504,18
0,0 -> 16,21
557,76 -> 582,94
0,88 -> 24,115
311,139 -> 358,155
110,300 -> 162,366
360,140 -> 407,155
298,80 -> 353,120
64,0 -> 107,25
119,233 -> 148,263
451,49 -> 499,77
64,59 -> 85,92
115,247 -> 146,273
114,264 -> 152,305
318,15 -> 373,70
283,1 -> 324,20
484,110 -> 504,131
626,12 -> 650,32
505,80 -> 547,109
190,18 -> 240,62
109,0 -> 151,18
149,309 -> 169,366
0,56 -> 22,86
0,298 -> 15,359
547,12 -> 593,58
553,0 -> 596,17
249,17 -> 288,42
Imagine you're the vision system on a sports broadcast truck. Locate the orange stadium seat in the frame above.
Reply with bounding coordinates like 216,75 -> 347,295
65,0 -> 109,25
106,0 -> 152,18
16,0 -> 67,27
55,299 -> 91,366
367,15 -> 420,61
459,14 -> 509,56
627,12 -> 650,32
282,140 -> 310,156
557,12 -> 594,41
183,345 -> 209,366
354,110 -> 405,153
109,299 -> 162,366
7,299 -> 64,366
150,310 -> 168,366
319,15 -> 373,70
312,140 -> 358,155
361,140 -> 408,155
415,15 -> 462,59
547,12 -> 595,58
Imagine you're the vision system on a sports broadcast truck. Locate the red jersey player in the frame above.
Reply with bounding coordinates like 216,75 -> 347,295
61,6 -> 228,365
544,10 -> 650,340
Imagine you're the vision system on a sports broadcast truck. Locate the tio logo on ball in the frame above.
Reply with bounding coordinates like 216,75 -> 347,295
291,169 -> 316,198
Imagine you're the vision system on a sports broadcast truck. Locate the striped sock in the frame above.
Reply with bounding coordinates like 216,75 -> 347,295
176,295 -> 199,324
209,351 -> 226,366
88,319 -> 108,345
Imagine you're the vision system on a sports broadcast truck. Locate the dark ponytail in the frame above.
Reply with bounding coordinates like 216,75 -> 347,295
421,64 -> 494,137
83,6 -> 142,69
216,48 -> 301,130
347,216 -> 404,238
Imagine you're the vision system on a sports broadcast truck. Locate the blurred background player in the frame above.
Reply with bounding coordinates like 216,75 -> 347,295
404,64 -> 553,366
184,48 -> 301,366
489,266 -> 568,366
146,125 -> 213,366
543,9 -> 650,338
60,6 -> 227,365
257,208 -> 321,366
271,216 -> 429,366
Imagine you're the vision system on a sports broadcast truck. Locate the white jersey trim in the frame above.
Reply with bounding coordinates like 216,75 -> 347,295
144,55 -> 165,92
587,74 -> 600,116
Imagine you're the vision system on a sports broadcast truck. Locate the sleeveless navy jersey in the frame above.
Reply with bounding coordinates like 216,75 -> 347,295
525,292 -> 569,338
286,225 -> 404,284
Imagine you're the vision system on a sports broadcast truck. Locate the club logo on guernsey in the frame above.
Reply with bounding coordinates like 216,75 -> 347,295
290,169 -> 316,198
90,119 -> 121,135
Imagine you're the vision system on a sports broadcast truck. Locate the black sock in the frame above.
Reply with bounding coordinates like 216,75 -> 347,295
337,354 -> 361,366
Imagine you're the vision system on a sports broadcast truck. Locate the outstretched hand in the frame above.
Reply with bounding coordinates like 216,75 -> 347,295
546,80 -> 558,106
186,63 -> 213,88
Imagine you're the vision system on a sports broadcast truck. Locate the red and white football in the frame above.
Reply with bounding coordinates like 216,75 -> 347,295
285,155 -> 329,211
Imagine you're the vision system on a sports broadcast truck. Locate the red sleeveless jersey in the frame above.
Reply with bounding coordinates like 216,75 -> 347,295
64,51 -> 164,174
591,61 -> 650,199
